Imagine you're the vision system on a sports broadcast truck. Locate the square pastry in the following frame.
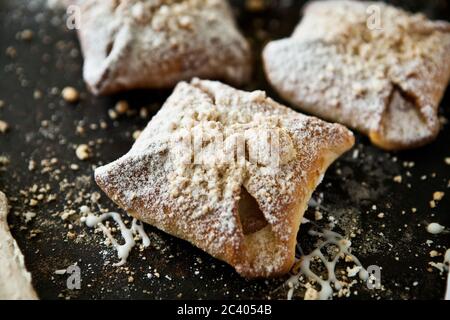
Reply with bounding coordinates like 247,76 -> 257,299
77,0 -> 251,95
94,79 -> 354,278
263,0 -> 450,150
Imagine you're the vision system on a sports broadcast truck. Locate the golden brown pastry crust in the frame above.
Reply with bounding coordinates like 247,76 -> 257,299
263,0 -> 450,150
95,79 -> 354,278
77,0 -> 252,95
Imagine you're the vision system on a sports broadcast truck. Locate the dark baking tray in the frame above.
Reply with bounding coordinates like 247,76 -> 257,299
0,0 -> 449,299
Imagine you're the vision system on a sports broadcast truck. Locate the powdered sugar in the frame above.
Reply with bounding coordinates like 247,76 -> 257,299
263,0 -> 450,149
77,0 -> 251,94
95,79 -> 354,277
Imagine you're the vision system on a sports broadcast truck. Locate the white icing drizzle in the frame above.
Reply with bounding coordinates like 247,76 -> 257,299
286,222 -> 367,300
84,212 -> 150,266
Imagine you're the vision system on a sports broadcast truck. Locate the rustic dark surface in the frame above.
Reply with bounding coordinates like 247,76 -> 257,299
0,0 -> 449,300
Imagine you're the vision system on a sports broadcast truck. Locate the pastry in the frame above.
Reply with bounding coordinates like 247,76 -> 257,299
77,0 -> 252,95
0,191 -> 38,300
263,0 -> 450,150
94,78 -> 354,278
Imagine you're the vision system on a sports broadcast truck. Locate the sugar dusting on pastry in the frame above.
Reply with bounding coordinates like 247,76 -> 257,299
76,0 -> 252,95
263,0 -> 450,150
165,88 -> 299,230
94,79 -> 354,278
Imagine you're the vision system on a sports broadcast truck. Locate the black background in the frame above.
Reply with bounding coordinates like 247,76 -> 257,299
0,0 -> 449,299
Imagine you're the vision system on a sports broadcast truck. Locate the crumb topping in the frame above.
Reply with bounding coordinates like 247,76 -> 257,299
95,79 -> 354,275
79,0 -> 251,94
264,0 -> 450,148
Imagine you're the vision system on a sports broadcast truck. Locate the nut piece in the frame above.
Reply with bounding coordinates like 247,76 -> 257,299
62,87 -> 79,103
304,286 -> 320,300
75,144 -> 91,160
115,100 -> 129,114
5,46 -> 16,58
0,120 -> 8,133
108,109 -> 118,120
20,29 -> 34,41
246,0 -> 266,12
433,191 -> 444,201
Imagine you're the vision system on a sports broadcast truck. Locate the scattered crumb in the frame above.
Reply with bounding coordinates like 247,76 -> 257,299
304,286 -> 319,300
67,231 -> 76,240
139,107 -> 148,119
54,269 -> 67,275
79,205 -> 91,215
0,156 -> 10,166
33,90 -> 42,100
429,250 -> 440,258
245,0 -> 266,12
75,144 -> 91,160
346,265 -> 362,277
393,175 -> 402,183
314,210 -> 323,221
0,120 -> 8,133
20,29 -> 34,41
6,46 -> 17,58
60,209 -> 76,220
61,87 -> 79,103
433,191 -> 444,201
28,160 -> 36,171
23,211 -> 36,223
115,100 -> 129,114
108,109 -> 118,120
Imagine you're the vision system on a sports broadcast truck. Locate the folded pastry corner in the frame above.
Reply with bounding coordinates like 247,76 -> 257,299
0,191 -> 38,300
263,0 -> 450,150
95,79 -> 354,278
78,0 -> 252,95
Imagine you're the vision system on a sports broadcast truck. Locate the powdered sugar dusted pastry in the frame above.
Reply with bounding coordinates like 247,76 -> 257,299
263,0 -> 450,150
95,79 -> 354,278
0,191 -> 38,300
77,0 -> 251,95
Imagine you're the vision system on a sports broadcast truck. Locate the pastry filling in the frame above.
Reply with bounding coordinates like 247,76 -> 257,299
237,187 -> 268,235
